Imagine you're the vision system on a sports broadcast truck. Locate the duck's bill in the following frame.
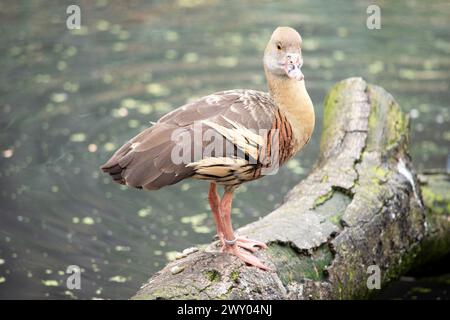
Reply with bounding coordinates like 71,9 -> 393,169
285,63 -> 304,81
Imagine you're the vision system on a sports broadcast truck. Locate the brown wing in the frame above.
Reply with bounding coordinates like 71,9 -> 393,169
100,90 -> 282,190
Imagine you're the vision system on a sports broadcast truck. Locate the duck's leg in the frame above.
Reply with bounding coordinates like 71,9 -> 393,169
220,188 -> 270,271
208,183 -> 266,252
208,182 -> 224,245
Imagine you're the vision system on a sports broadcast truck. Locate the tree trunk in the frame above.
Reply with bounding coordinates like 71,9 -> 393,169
131,77 -> 450,300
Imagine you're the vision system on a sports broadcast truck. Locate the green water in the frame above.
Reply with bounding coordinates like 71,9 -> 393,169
0,0 -> 449,299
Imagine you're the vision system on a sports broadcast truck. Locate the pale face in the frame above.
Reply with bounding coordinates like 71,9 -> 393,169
264,27 -> 304,81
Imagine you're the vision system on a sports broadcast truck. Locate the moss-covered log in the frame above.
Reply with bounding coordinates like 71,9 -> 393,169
132,77 -> 450,300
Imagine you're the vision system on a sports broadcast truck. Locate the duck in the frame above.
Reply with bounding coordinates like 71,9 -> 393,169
101,26 -> 315,270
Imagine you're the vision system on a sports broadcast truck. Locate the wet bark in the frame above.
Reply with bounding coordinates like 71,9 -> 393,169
132,77 -> 450,300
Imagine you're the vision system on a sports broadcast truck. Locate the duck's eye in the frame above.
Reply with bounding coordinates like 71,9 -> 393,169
277,44 -> 282,50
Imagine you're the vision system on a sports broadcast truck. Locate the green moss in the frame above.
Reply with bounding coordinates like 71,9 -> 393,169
366,85 -> 409,155
386,102 -> 409,150
366,87 -> 382,152
409,287 -> 431,294
421,176 -> 450,216
313,190 -> 352,227
320,81 -> 346,153
313,189 -> 334,208
368,96 -> 379,133
368,166 -> 390,186
204,269 -> 221,282
230,270 -> 240,282
329,213 -> 343,226
372,166 -> 389,180
268,243 -> 333,286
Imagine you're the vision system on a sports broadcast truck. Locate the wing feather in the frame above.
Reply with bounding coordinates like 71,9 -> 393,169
101,90 -> 280,189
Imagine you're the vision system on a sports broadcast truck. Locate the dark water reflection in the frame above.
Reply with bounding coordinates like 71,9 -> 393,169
0,0 -> 449,299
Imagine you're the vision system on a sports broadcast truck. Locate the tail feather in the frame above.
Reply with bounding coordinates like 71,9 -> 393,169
101,163 -> 126,185
100,124 -> 194,190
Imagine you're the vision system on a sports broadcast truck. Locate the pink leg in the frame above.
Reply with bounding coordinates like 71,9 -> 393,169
208,183 -> 224,244
220,189 -> 270,271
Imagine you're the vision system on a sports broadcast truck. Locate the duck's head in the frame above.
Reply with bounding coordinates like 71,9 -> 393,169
264,26 -> 304,81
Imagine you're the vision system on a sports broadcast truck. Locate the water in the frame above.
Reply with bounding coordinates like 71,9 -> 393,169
0,0 -> 449,299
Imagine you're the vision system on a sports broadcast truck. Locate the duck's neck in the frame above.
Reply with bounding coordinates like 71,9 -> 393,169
265,70 -> 315,148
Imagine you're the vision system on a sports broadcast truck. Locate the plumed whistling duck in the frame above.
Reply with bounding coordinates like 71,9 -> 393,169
101,26 -> 315,270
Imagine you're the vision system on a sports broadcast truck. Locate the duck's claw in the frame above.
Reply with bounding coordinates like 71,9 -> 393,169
223,244 -> 271,271
236,236 -> 267,252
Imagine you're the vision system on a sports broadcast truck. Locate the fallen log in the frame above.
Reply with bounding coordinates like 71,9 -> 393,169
132,77 -> 450,300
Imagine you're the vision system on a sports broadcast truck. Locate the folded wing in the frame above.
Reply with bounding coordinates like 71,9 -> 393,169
100,90 -> 285,190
